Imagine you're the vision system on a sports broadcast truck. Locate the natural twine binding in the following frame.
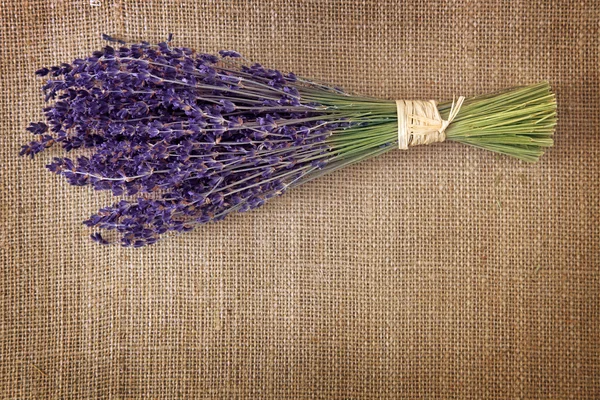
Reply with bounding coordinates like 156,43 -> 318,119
396,96 -> 465,149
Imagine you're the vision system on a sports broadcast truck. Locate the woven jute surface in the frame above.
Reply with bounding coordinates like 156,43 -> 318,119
1,0 -> 599,398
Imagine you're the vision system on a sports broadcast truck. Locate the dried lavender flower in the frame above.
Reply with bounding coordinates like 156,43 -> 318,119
21,38 -> 556,247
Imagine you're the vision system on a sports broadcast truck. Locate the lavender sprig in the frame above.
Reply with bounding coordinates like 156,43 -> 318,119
21,39 -> 555,247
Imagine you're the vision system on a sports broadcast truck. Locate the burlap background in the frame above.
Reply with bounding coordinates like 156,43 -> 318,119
1,0 -> 599,398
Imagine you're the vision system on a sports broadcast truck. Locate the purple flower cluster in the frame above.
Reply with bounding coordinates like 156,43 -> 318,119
22,40 -> 347,246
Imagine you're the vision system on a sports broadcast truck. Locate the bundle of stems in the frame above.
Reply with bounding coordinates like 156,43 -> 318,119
21,38 -> 556,246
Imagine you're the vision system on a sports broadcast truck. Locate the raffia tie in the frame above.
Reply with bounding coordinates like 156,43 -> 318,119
395,96 -> 465,149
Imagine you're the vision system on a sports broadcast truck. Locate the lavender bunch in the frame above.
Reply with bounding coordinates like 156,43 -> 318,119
21,37 -> 556,247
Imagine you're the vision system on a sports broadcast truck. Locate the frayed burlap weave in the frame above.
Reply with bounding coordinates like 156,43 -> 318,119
1,1 -> 599,398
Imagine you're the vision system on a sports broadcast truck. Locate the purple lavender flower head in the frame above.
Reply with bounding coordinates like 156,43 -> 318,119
21,38 -> 394,246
